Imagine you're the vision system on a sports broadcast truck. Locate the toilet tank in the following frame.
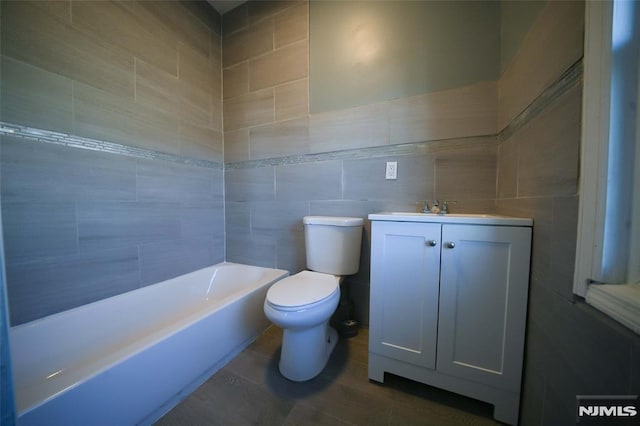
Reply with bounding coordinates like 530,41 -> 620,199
303,216 -> 364,275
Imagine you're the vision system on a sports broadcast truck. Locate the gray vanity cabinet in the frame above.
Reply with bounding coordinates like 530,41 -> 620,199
436,224 -> 532,391
368,214 -> 532,425
368,221 -> 441,370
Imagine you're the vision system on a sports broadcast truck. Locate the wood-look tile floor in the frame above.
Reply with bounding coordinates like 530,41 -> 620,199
155,327 -> 500,426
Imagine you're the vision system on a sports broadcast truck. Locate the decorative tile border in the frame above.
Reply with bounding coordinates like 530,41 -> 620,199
225,135 -> 498,169
0,122 -> 223,170
499,59 -> 583,142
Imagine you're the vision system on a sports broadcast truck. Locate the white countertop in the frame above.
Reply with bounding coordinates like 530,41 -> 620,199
368,212 -> 533,227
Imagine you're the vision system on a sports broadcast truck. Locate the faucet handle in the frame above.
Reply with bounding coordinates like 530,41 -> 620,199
440,200 -> 457,214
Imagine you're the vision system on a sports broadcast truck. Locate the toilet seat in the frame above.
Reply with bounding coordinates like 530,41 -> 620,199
266,271 -> 339,311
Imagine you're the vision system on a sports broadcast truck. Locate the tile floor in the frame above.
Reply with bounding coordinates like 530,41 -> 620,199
156,326 -> 500,425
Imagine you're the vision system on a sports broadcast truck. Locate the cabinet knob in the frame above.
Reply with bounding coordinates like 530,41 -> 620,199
427,240 -> 437,247
445,242 -> 456,249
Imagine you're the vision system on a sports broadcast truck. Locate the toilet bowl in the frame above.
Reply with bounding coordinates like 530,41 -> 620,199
264,271 -> 340,381
264,216 -> 363,382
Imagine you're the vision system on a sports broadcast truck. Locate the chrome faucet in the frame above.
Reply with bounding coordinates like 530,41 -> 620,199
419,200 -> 456,214
419,200 -> 439,213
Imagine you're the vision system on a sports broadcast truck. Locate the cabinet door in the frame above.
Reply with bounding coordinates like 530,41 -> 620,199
369,221 -> 441,369
437,224 -> 531,391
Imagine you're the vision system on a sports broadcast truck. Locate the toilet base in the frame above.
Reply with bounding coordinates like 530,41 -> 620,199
279,323 -> 338,382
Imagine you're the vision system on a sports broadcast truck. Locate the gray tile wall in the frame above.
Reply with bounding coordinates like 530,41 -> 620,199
498,82 -> 640,424
0,1 -> 224,326
225,137 -> 499,325
222,4 -> 640,425
221,0 -> 502,326
2,2 -> 635,426
221,1 -> 499,164
495,2 -> 640,424
1,136 -> 224,325
1,1 -> 223,162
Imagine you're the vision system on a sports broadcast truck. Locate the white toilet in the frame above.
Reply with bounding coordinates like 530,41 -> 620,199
264,216 -> 363,381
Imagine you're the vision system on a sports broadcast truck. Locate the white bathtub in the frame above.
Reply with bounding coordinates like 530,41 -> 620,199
10,262 -> 288,426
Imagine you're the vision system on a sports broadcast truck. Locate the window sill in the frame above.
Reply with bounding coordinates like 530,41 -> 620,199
585,283 -> 640,335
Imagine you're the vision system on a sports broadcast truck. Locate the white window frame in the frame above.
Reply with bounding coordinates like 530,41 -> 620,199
574,0 -> 640,335
574,0 -> 613,297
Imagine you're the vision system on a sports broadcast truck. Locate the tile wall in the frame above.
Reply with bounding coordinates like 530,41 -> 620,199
221,1 -> 499,162
495,2 -> 640,424
223,3 -> 640,423
221,1 -> 500,325
3,2 -> 637,423
0,1 -> 224,325
225,138 -> 498,325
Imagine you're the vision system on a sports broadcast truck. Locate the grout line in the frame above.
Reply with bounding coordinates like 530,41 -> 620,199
247,127 -> 252,160
341,160 -> 345,200
222,165 -> 227,262
177,42 -> 181,80
495,143 -> 501,199
271,17 -> 275,53
272,86 -> 276,123
135,158 -> 140,202
272,166 -> 277,201
433,158 -> 437,200
133,58 -> 138,103
516,134 -> 520,198
71,82 -> 76,135
539,375 -> 547,426
136,245 -> 143,288
74,200 -> 80,256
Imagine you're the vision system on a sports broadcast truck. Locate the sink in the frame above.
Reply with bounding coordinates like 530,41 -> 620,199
389,212 -> 496,218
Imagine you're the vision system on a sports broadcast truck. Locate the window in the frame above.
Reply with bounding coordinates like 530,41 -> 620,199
574,0 -> 640,334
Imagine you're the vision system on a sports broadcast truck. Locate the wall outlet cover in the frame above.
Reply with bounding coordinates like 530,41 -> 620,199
386,161 -> 398,180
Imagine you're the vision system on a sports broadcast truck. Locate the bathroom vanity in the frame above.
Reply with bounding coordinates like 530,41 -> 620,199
367,212 -> 532,426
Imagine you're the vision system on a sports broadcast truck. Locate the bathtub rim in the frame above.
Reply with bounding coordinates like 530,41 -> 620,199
11,261 -> 289,417
10,261 -> 286,333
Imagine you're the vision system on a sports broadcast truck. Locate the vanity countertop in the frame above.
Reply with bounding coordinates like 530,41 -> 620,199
368,212 -> 533,227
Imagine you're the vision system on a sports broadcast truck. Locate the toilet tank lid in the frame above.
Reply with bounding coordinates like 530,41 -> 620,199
303,216 -> 364,227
